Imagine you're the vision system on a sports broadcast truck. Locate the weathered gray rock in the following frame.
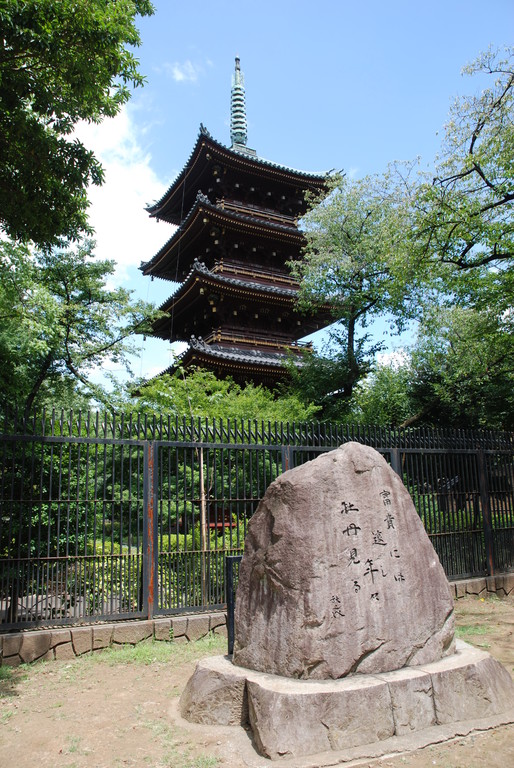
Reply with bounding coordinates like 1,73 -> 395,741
93,625 -> 114,650
179,644 -> 514,760
247,673 -> 395,758
425,639 -> 514,724
180,655 -> 248,726
233,443 -> 455,679
380,667 -> 436,734
112,622 -> 152,645
2,634 -> 22,658
185,615 -> 210,641
180,443 -> 513,761
154,618 -> 172,641
71,627 -> 92,656
19,632 -> 52,663
171,616 -> 187,640
54,642 -> 76,660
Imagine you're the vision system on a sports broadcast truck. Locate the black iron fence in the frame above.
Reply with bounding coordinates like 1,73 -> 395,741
1,409 -> 513,629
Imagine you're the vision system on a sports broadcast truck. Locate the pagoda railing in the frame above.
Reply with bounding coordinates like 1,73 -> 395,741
218,198 -> 298,227
202,327 -> 313,351
213,259 -> 299,288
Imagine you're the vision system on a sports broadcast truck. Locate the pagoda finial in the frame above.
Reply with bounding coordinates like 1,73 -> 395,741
230,56 -> 248,148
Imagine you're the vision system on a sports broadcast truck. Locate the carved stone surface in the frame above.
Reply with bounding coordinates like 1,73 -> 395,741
233,442 -> 455,679
380,667 -> 436,735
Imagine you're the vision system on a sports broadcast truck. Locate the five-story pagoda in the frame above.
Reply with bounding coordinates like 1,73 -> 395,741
141,58 -> 330,387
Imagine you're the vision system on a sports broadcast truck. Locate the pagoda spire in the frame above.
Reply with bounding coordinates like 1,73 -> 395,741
230,56 -> 248,148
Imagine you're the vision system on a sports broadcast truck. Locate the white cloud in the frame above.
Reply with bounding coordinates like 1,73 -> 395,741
165,59 -> 201,83
72,107 -> 184,384
74,107 -> 173,283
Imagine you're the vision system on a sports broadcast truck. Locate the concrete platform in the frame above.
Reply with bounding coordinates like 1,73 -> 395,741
180,640 -> 514,760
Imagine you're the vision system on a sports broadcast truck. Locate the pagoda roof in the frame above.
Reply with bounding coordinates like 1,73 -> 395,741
141,192 -> 303,279
150,261 -> 306,340
158,336 -> 299,382
146,126 -> 328,225
162,259 -> 299,310
150,260 -> 332,341
186,336 -> 292,368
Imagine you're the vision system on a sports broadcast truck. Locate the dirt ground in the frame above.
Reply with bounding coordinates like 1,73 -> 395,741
0,594 -> 513,768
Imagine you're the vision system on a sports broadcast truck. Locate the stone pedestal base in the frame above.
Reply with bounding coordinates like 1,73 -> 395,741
180,641 -> 514,760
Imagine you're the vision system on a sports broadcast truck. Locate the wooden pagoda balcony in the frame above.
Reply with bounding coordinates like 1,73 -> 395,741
217,197 -> 298,227
212,259 -> 299,288
201,327 -> 313,353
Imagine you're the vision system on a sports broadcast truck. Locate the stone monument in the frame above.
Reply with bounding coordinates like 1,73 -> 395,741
180,443 -> 514,760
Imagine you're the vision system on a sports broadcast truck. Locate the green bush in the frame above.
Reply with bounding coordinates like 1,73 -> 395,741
86,539 -> 123,555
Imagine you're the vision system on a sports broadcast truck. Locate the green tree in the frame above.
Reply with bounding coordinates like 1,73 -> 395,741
290,48 -> 514,426
284,340 -> 372,421
360,47 -> 514,430
0,0 -> 154,248
407,305 -> 514,430
338,301 -> 514,431
289,171 -> 415,407
131,368 -> 320,423
0,239 -> 157,413
347,362 -> 413,427
413,46 -> 513,277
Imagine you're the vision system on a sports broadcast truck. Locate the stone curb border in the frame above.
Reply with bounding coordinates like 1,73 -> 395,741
0,573 -> 512,668
451,572 -> 514,599
0,612 -> 227,667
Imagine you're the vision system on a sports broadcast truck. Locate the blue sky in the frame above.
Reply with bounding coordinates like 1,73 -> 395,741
76,0 -> 513,383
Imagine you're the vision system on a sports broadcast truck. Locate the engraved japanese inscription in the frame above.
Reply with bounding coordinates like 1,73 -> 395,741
233,443 -> 455,679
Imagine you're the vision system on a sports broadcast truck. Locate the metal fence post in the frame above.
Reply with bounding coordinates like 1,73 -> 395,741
477,449 -> 495,577
143,441 -> 158,619
226,554 -> 243,654
281,445 -> 294,473
389,448 -> 402,478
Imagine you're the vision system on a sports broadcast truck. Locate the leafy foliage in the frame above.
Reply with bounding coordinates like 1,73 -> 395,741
335,303 -> 513,430
412,46 -> 514,274
288,170 -> 416,408
347,363 -> 413,427
408,305 -> 514,430
289,48 -> 513,428
0,239 -> 157,413
0,0 -> 154,247
131,368 -> 320,423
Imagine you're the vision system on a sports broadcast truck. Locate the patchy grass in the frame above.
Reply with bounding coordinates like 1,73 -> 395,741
2,599 -> 514,768
0,634 -> 226,768
0,664 -> 29,698
33,634 -> 227,687
455,624 -> 491,637
453,595 -> 511,651
89,633 -> 227,667
142,719 -> 218,768
64,734 -> 90,755
455,624 -> 492,647
0,667 -> 13,682
0,708 -> 13,724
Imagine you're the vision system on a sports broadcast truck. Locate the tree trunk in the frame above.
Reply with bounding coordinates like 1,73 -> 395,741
23,351 -> 55,416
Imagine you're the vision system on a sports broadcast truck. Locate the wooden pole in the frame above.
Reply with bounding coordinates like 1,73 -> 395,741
199,447 -> 208,604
